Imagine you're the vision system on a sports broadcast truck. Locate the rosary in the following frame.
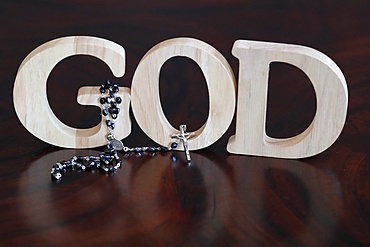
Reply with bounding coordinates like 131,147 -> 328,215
51,80 -> 194,180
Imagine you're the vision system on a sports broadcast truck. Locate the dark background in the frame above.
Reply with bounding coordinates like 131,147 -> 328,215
0,1 -> 369,246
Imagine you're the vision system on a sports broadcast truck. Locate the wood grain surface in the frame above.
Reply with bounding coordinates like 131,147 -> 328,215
0,1 -> 369,246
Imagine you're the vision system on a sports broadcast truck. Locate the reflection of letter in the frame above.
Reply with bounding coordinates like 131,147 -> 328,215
227,155 -> 342,245
227,40 -> 348,158
13,36 -> 131,148
131,38 -> 236,150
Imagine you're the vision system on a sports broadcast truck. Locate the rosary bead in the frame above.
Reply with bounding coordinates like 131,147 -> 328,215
53,163 -> 64,171
74,162 -> 82,169
102,109 -> 108,116
51,171 -> 62,180
61,162 -> 68,169
85,161 -> 94,168
99,165 -> 108,172
112,108 -> 120,115
171,142 -> 178,149
101,155 -> 113,164
107,133 -> 114,141
100,97 -> 106,104
106,119 -> 112,126
99,86 -> 105,93
95,160 -> 101,167
115,97 -> 122,104
112,85 -> 119,93
106,97 -> 113,103
104,80 -> 112,89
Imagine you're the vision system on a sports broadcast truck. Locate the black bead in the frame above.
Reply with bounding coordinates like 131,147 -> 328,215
51,171 -> 62,180
112,108 -> 120,115
95,159 -> 101,166
100,97 -> 106,104
111,114 -> 117,119
74,162 -> 82,169
171,142 -> 178,149
115,97 -> 122,104
65,161 -> 73,168
85,160 -> 95,168
89,155 -> 99,160
104,80 -> 112,89
99,164 -> 108,171
102,109 -> 108,116
113,85 -> 119,93
106,121 -> 115,129
99,86 -> 105,93
52,163 -> 63,170
103,155 -> 113,163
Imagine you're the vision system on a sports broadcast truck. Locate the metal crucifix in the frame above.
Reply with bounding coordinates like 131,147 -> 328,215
171,125 -> 194,163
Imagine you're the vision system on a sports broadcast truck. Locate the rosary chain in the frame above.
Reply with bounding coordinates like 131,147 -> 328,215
51,80 -> 178,181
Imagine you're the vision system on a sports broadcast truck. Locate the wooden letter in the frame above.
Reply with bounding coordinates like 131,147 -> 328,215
13,36 -> 131,148
131,38 -> 236,150
227,40 -> 348,158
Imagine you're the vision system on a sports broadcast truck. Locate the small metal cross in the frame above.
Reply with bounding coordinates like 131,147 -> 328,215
171,125 -> 194,163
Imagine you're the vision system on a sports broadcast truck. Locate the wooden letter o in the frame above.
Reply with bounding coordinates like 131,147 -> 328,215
13,36 -> 131,148
131,38 -> 236,150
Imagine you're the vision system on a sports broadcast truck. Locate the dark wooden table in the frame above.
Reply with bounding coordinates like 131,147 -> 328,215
0,1 -> 369,246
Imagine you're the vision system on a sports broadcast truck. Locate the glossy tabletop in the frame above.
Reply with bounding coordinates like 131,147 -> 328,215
0,1 -> 369,246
